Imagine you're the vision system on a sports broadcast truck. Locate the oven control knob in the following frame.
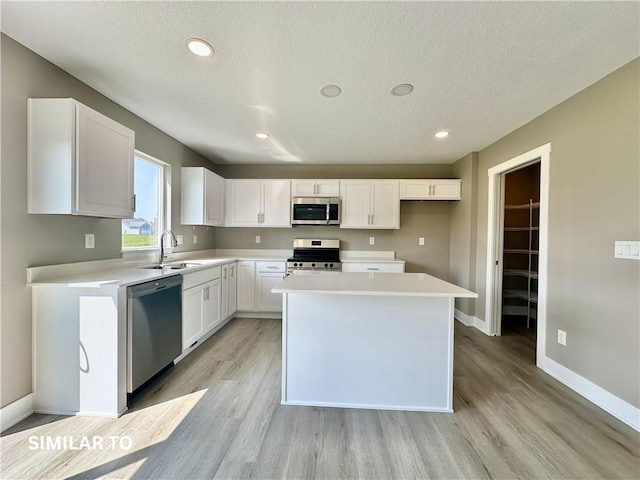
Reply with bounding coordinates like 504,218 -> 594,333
311,263 -> 316,268
329,263 -> 333,268
293,262 -> 298,267
324,263 -> 328,268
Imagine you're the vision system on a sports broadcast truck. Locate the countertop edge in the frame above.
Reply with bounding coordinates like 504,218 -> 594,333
273,288 -> 477,298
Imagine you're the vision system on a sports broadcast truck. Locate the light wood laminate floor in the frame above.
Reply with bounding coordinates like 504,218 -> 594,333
2,318 -> 639,479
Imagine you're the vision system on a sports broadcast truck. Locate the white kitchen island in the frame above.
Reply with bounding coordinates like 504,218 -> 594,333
272,271 -> 477,412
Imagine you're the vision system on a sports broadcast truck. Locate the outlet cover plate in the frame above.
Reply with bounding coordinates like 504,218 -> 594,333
557,329 -> 567,346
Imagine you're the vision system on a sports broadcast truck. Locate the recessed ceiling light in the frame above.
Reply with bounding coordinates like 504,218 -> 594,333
391,84 -> 414,96
255,132 -> 270,139
320,85 -> 342,98
434,130 -> 451,139
186,38 -> 214,57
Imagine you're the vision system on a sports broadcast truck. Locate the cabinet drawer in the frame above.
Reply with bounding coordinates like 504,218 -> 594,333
341,262 -> 405,273
182,266 -> 222,289
256,261 -> 286,273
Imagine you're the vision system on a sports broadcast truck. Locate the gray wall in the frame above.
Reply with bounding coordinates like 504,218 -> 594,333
449,153 -> 478,317
0,35 -> 216,407
216,201 -> 452,278
464,58 -> 640,408
215,164 -> 456,279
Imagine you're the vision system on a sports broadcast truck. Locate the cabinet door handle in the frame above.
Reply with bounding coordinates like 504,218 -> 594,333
223,268 -> 227,279
230,266 -> 234,277
366,267 -> 380,271
204,286 -> 209,300
266,266 -> 279,269
370,213 -> 374,225
132,194 -> 136,213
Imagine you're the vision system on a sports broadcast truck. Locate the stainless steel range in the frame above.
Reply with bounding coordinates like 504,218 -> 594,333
287,239 -> 341,274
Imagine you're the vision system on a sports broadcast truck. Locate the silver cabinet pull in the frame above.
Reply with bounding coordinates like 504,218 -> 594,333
230,265 -> 234,277
223,267 -> 227,279
367,267 -> 380,271
266,266 -> 279,269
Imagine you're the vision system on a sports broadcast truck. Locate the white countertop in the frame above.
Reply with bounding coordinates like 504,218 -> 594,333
28,253 -> 288,288
272,271 -> 477,298
339,250 -> 404,263
339,257 -> 405,264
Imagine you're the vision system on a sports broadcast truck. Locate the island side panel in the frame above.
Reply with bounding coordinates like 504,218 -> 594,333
282,293 -> 454,412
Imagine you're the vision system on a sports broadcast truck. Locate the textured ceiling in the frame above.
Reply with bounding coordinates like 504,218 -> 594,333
2,1 -> 639,165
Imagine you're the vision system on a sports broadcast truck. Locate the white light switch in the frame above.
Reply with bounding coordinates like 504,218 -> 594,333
193,235 -> 198,244
85,234 -> 95,249
419,237 -> 425,246
176,235 -> 184,246
615,241 -> 640,260
255,235 -> 261,244
369,237 -> 375,246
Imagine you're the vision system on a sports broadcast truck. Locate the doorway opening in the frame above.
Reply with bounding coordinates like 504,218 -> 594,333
500,163 -> 540,351
485,143 -> 550,368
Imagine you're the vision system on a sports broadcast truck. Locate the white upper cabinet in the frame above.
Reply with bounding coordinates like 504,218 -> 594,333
340,180 -> 400,229
181,167 -> 225,226
28,98 -> 135,218
291,179 -> 340,197
399,179 -> 461,200
225,179 -> 291,227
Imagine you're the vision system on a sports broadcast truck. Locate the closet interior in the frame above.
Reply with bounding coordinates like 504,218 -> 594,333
501,162 -> 541,338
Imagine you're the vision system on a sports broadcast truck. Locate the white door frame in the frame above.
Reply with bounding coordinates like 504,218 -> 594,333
485,143 -> 550,367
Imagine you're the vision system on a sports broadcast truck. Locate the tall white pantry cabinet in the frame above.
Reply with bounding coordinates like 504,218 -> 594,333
28,98 -> 135,218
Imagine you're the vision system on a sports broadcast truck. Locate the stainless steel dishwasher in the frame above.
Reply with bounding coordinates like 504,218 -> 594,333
127,275 -> 182,393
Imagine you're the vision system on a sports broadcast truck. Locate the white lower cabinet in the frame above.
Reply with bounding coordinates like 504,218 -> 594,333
236,260 -> 286,313
182,267 -> 223,351
237,261 -> 256,311
182,283 -> 205,350
203,278 -> 222,332
221,262 -> 238,319
228,262 -> 238,315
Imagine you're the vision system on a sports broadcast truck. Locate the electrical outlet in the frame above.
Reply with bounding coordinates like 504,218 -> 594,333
193,234 -> 198,244
419,237 -> 425,246
369,237 -> 375,245
255,235 -> 261,244
176,235 -> 184,246
84,234 -> 95,249
557,329 -> 567,346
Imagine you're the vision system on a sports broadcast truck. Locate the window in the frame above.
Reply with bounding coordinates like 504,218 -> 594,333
122,152 -> 170,250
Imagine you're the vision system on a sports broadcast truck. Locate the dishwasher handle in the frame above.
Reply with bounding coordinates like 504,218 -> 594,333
128,275 -> 183,298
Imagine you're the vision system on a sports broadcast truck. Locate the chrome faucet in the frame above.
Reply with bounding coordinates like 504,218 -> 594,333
159,230 -> 178,266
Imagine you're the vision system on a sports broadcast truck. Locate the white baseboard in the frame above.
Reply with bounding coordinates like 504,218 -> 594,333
1,393 -> 34,432
454,308 -> 474,326
543,356 -> 639,432
455,309 -> 492,335
233,312 -> 282,319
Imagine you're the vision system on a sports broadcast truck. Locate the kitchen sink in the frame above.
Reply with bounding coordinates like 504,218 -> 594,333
139,262 -> 204,270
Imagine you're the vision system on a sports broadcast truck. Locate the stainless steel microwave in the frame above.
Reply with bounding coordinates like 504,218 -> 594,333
291,197 -> 341,225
